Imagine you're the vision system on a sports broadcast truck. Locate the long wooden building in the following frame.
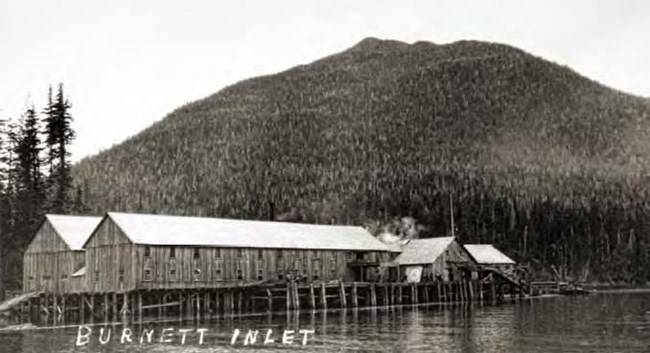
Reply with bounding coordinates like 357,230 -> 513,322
23,215 -> 102,293
83,212 -> 394,293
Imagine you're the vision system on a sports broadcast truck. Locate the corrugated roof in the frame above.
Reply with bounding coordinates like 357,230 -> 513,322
464,244 -> 515,264
393,237 -> 455,265
105,212 -> 390,251
46,214 -> 102,251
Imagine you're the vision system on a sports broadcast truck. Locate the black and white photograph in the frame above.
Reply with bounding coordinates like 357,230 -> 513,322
1,1 -> 649,352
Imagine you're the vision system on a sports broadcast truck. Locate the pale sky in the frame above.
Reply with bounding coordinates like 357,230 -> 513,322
1,0 -> 649,161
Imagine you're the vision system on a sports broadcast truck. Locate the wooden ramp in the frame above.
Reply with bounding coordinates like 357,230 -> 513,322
482,267 -> 530,292
0,292 -> 40,313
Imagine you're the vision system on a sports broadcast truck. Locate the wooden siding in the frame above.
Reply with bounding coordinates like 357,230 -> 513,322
134,246 -> 388,290
84,216 -> 393,293
399,239 -> 475,282
23,221 -> 86,293
85,217 -> 136,293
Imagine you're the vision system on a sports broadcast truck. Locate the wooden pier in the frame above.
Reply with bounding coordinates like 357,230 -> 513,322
1,278 -> 517,327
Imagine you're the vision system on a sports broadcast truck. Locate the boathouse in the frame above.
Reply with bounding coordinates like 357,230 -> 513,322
392,237 -> 476,283
23,215 -> 102,293
83,212 -> 392,293
464,244 -> 516,277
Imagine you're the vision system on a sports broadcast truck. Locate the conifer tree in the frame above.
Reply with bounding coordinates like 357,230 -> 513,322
45,84 -> 75,213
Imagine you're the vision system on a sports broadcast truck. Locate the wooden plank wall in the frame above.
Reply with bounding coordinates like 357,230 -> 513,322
135,246 -> 389,290
85,218 -> 136,293
399,240 -> 475,282
84,216 -> 393,292
23,221 -> 87,293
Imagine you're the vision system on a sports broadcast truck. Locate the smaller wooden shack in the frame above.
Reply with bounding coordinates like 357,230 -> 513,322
392,237 -> 476,283
464,244 -> 516,278
23,215 -> 102,293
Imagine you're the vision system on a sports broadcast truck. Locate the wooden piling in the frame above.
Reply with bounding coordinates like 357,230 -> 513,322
320,282 -> 327,309
293,283 -> 300,310
137,291 -> 143,324
266,288 -> 273,312
122,292 -> 129,322
178,292 -> 184,321
205,291 -> 211,318
383,284 -> 389,306
352,282 -> 359,307
397,284 -> 403,305
89,294 -> 94,324
370,283 -> 377,307
309,283 -> 316,309
339,281 -> 347,308
286,284 -> 291,310
198,292 -> 202,322
490,280 -> 497,303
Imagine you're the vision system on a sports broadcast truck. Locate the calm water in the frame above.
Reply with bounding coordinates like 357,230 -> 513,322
1,291 -> 649,352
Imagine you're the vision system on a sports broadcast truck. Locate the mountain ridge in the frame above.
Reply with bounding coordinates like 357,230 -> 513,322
73,37 -> 650,281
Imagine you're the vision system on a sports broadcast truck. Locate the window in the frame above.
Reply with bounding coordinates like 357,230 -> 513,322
356,252 -> 364,261
237,269 -> 243,280
277,269 -> 284,280
143,268 -> 152,281
193,248 -> 200,259
169,268 -> 177,281
312,250 -> 319,259
144,246 -> 151,257
42,275 -> 51,280
169,247 -> 176,259
236,248 -> 243,259
193,268 -> 201,281
28,276 -> 34,280
93,271 -> 99,283
215,268 -> 222,281
257,269 -> 264,280
277,249 -> 283,259
61,274 -> 68,280
257,249 -> 264,260
118,269 -> 125,283
215,248 -> 221,258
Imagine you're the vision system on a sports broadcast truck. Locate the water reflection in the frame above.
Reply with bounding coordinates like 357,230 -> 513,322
2,291 -> 650,352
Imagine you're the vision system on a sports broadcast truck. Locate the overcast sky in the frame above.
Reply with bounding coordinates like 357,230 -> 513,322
1,0 -> 649,161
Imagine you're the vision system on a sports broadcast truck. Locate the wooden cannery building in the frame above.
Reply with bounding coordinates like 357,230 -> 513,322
83,212 -> 393,293
23,215 -> 102,293
392,237 -> 477,283
464,245 -> 516,278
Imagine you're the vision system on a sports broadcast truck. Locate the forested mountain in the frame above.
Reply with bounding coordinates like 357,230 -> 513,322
74,38 -> 650,284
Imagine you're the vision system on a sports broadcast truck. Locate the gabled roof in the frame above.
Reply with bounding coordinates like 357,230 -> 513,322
393,237 -> 456,265
46,214 -> 103,250
464,245 -> 515,264
100,212 -> 390,252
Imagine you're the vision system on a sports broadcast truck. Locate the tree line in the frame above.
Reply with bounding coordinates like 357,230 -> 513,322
0,84 -> 84,299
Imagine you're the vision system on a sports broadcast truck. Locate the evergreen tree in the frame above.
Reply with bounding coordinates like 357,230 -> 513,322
45,83 -> 75,213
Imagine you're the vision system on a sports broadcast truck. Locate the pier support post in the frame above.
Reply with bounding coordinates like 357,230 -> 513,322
267,288 -> 273,313
352,282 -> 358,307
339,282 -> 347,308
320,282 -> 327,309
309,283 -> 316,309
397,284 -> 403,305
370,283 -> 377,307
138,291 -> 143,324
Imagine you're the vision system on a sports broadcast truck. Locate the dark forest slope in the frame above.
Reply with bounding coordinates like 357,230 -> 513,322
74,38 -> 650,283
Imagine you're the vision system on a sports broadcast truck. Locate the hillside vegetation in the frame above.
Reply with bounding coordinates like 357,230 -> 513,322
74,38 -> 650,284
